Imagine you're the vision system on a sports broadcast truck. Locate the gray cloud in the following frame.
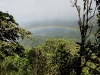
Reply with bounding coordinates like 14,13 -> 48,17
0,0 -> 96,24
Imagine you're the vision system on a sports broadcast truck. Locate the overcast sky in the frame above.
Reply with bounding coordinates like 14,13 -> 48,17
0,0 -> 96,25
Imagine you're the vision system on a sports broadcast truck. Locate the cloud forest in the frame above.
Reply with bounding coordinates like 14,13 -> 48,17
0,0 -> 100,75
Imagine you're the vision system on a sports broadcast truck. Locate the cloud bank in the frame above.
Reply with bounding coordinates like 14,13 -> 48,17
0,0 -> 96,24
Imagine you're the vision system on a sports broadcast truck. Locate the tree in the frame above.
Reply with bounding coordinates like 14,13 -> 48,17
0,11 -> 32,75
95,0 -> 100,46
25,38 -> 79,75
42,38 -> 79,75
27,47 -> 47,75
70,0 -> 98,75
1,54 -> 28,75
0,11 -> 32,56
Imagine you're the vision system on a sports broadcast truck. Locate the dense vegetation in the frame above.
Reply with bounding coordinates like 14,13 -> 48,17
0,0 -> 100,75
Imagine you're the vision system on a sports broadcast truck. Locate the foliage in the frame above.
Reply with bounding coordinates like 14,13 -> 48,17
27,47 -> 47,75
0,11 -> 32,74
70,0 -> 100,75
1,38 -> 79,75
38,38 -> 79,75
1,0 -> 100,74
0,11 -> 31,42
0,11 -> 32,56
1,54 -> 28,75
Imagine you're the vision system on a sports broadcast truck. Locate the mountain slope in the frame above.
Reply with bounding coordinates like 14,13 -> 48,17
20,20 -> 94,48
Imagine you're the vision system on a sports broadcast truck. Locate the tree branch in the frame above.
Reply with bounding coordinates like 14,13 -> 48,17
85,24 -> 93,40
70,0 -> 82,31
88,6 -> 97,21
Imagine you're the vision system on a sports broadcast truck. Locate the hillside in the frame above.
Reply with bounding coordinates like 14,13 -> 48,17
19,20 -> 95,48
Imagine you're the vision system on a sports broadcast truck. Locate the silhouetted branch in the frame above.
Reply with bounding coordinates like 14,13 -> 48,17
88,6 -> 97,21
95,29 -> 100,44
85,25 -> 93,40
85,0 -> 96,38
70,0 -> 82,31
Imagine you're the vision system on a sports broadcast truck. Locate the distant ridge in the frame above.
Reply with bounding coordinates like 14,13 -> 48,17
19,20 -> 95,48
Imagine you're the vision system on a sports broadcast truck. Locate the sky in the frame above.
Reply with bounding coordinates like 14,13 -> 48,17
0,0 -> 96,25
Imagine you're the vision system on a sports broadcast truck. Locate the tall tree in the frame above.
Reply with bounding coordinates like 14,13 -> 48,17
70,0 -> 97,74
95,0 -> 100,45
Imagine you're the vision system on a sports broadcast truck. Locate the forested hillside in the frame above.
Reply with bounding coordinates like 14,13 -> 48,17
19,28 -> 81,48
0,0 -> 100,75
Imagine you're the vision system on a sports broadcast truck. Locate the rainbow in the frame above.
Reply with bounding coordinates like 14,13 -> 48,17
25,25 -> 95,37
26,25 -> 79,31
